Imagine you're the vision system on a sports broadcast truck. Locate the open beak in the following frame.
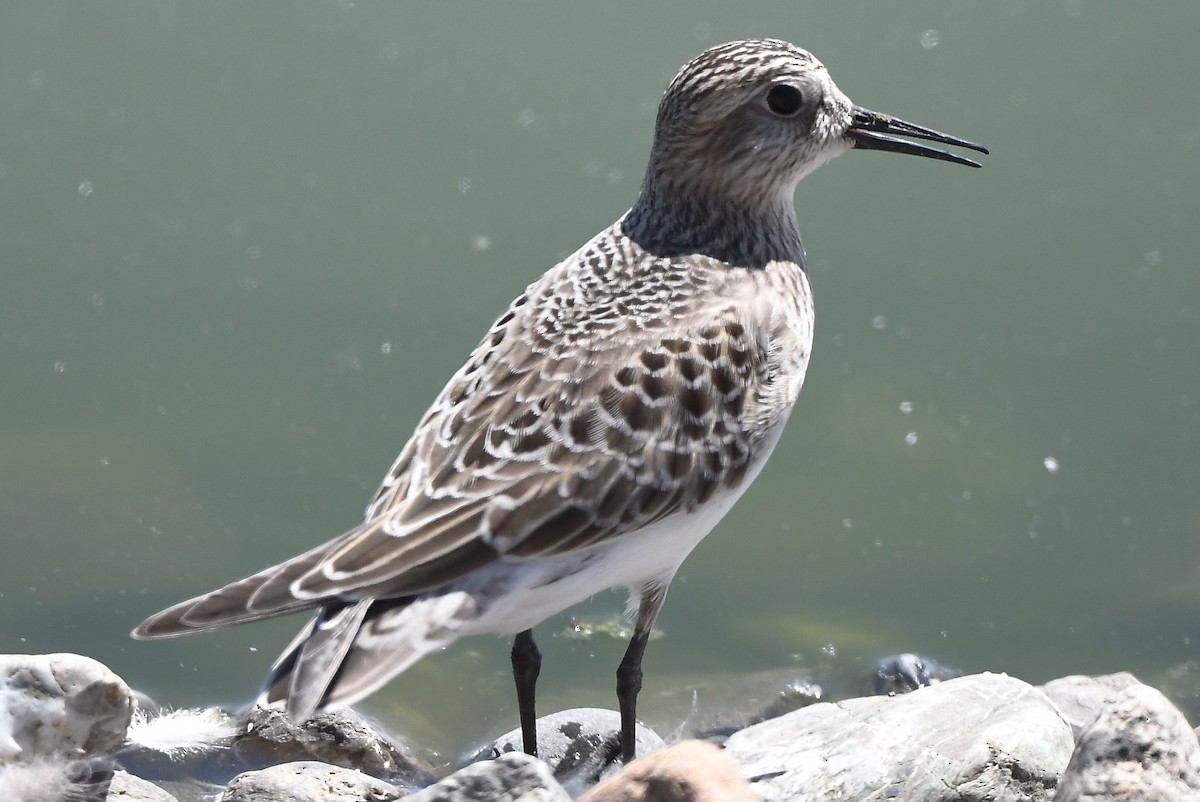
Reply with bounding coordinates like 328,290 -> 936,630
848,106 -> 989,168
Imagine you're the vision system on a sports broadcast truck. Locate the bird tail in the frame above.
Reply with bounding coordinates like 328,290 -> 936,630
131,537 -> 343,638
257,591 -> 480,721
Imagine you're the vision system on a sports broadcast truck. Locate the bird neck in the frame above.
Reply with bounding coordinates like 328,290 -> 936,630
622,173 -> 806,271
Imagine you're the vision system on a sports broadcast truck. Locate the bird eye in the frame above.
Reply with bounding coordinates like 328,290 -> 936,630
765,84 -> 804,117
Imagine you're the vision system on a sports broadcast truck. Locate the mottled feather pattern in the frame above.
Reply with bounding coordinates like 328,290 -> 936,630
302,221 -> 811,599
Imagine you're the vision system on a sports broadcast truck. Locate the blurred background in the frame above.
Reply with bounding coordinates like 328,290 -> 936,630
3,2 -> 1198,759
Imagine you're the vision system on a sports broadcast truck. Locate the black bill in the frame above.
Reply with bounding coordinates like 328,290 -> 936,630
849,106 -> 989,168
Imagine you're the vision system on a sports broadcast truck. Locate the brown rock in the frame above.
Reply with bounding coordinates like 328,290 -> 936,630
578,741 -> 755,802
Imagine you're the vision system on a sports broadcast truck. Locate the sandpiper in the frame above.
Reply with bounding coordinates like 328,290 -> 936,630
134,38 -> 986,763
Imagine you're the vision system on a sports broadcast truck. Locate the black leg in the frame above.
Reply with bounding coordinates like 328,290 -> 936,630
615,583 -> 669,763
511,628 -> 541,757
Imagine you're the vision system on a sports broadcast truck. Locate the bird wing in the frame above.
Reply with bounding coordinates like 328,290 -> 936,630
134,250 -> 784,638
291,285 -> 771,598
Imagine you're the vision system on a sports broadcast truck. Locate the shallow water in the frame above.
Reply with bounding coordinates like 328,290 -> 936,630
3,2 -> 1198,757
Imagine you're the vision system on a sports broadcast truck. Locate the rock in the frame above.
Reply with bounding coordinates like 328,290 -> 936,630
0,652 -> 134,760
220,760 -> 404,802
107,770 -> 181,801
477,707 -> 665,792
1040,672 -> 1141,738
724,672 -> 1073,802
1054,682 -> 1200,801
406,752 -> 570,802
578,740 -> 756,802
230,706 -> 435,788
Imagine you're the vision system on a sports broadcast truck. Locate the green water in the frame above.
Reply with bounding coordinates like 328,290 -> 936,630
3,3 -> 1198,757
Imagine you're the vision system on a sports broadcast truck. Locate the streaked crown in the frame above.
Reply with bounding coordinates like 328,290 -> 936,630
646,38 -> 854,201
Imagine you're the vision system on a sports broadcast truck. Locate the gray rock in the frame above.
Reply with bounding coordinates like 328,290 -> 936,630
1040,672 -> 1141,738
220,760 -> 403,802
107,770 -> 181,801
724,672 -> 1073,802
479,707 -> 665,793
407,752 -> 570,802
1054,682 -> 1200,801
0,652 -> 134,760
230,706 -> 435,788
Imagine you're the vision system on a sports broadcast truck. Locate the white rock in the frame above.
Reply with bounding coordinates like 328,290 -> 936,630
220,760 -> 402,802
0,652 -> 134,760
724,672 -> 1073,802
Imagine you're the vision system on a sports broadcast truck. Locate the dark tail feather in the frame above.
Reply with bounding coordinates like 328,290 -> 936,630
256,593 -> 473,721
257,600 -> 372,722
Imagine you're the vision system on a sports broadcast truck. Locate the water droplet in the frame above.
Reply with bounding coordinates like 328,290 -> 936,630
517,108 -> 536,127
899,401 -> 913,414
1043,456 -> 1060,474
962,490 -> 972,501
872,315 -> 887,330
606,168 -> 624,184
380,342 -> 392,355
472,235 -> 492,252
457,177 -> 472,193
246,245 -> 261,260
380,41 -> 401,62
841,518 -> 853,529
77,180 -> 94,198
99,457 -> 110,466
53,361 -> 65,373
821,643 -> 837,657
92,293 -> 104,307
904,431 -> 919,446
1144,250 -> 1162,265
920,29 -> 941,49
